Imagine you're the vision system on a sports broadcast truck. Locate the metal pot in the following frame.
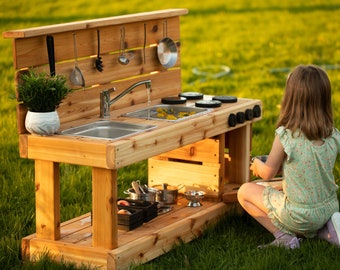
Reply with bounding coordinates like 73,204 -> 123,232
124,188 -> 157,202
153,183 -> 183,205
157,20 -> 178,68
157,37 -> 178,68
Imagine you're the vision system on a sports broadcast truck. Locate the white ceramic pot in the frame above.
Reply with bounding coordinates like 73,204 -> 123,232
25,111 -> 60,135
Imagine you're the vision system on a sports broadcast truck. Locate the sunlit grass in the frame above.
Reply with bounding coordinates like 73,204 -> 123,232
1,0 -> 340,269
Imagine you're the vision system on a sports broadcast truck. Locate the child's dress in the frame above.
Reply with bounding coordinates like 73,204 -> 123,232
263,126 -> 340,237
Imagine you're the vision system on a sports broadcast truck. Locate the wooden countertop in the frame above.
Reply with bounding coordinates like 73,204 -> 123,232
20,97 -> 261,169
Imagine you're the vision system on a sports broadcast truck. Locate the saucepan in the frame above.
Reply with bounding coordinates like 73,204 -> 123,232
124,187 -> 158,202
153,183 -> 184,204
157,20 -> 178,68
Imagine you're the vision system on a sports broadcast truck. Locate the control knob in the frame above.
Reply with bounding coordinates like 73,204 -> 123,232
253,105 -> 261,118
245,109 -> 253,120
236,112 -> 245,124
228,113 -> 237,127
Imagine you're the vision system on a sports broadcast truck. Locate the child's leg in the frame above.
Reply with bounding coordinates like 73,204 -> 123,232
238,182 -> 300,249
237,182 -> 278,233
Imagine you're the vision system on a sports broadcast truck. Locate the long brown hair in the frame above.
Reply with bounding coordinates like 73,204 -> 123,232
276,65 -> 333,140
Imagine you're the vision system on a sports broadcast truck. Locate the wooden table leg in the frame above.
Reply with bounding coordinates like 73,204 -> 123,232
228,124 -> 252,184
92,167 -> 118,249
35,160 -> 60,240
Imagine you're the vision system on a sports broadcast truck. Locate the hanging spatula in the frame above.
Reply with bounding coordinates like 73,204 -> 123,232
46,35 -> 55,76
95,29 -> 103,72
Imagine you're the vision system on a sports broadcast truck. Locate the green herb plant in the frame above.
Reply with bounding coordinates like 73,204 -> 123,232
17,70 -> 72,112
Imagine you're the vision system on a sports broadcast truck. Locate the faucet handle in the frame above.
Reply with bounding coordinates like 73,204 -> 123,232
100,87 -> 116,118
101,87 -> 115,100
108,87 -> 115,94
102,87 -> 115,94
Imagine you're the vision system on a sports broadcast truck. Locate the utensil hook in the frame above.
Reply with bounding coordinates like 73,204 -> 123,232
163,20 -> 168,38
72,33 -> 79,67
120,26 -> 126,55
97,29 -> 101,56
143,23 -> 146,64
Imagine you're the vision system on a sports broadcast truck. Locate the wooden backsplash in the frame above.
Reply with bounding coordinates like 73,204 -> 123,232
3,9 -> 188,133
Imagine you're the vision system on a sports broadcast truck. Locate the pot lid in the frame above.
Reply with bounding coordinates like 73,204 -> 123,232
161,96 -> 187,104
179,92 -> 204,100
195,100 -> 222,108
212,95 -> 238,103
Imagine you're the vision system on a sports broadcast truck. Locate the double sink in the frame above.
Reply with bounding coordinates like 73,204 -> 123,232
61,105 -> 210,140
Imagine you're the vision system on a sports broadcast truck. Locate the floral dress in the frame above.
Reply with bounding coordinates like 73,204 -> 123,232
263,126 -> 340,237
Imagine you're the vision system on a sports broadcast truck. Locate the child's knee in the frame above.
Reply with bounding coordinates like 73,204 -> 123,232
237,182 -> 251,202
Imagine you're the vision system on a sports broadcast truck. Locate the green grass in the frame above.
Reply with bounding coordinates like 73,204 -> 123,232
1,0 -> 340,269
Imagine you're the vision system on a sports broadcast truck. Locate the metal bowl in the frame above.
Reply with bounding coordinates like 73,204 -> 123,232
184,190 -> 205,207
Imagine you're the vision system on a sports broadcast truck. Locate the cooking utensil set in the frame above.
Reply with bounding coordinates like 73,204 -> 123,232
126,181 -> 204,207
45,24 -> 178,88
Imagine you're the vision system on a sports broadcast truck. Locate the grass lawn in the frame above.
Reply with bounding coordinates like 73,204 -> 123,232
1,0 -> 340,269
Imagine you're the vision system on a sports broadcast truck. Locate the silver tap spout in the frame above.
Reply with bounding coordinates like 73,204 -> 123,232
110,79 -> 151,105
100,79 -> 151,118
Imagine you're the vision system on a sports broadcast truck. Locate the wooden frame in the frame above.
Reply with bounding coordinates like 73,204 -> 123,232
4,9 -> 262,269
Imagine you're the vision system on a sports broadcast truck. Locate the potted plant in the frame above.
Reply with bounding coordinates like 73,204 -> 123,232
17,69 -> 73,135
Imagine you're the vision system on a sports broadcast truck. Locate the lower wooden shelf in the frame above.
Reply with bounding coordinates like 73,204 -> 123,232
22,196 -> 236,270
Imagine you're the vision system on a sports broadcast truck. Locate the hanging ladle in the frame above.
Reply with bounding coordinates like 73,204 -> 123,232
95,29 -> 103,72
118,26 -> 129,65
70,33 -> 85,87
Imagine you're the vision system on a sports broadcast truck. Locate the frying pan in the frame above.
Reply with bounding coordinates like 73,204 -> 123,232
157,20 -> 178,68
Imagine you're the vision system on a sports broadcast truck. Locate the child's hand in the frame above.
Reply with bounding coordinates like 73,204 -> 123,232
250,158 -> 262,177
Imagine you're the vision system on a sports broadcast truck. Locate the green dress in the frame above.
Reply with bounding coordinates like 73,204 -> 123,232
263,126 -> 340,237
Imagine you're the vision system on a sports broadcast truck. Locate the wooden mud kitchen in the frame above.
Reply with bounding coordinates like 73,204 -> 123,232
3,9 -> 262,269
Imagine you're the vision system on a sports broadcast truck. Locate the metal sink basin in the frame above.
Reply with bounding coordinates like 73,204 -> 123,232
61,120 -> 156,140
123,105 -> 210,122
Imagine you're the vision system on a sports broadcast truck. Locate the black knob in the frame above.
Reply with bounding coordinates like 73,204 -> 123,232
253,105 -> 261,118
236,112 -> 245,123
228,113 -> 237,127
245,109 -> 253,120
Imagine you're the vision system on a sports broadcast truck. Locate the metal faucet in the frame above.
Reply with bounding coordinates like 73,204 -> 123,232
100,79 -> 152,118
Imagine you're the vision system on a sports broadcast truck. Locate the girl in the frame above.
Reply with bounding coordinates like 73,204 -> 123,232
237,64 -> 340,249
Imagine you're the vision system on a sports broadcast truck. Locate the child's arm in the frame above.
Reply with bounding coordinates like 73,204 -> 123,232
250,135 -> 285,180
